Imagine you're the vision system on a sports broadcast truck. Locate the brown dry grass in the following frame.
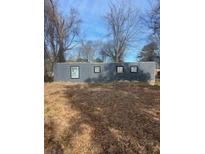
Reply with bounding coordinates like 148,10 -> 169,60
45,82 -> 160,154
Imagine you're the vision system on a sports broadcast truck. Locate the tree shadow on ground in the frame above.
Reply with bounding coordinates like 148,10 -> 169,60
45,121 -> 64,154
45,83 -> 160,154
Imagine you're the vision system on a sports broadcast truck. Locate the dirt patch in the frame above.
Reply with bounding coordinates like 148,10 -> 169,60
45,82 -> 160,154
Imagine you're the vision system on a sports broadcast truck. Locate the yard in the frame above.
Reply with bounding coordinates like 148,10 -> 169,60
45,82 -> 160,154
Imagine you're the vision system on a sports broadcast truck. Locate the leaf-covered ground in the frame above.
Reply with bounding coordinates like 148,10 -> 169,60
45,82 -> 160,154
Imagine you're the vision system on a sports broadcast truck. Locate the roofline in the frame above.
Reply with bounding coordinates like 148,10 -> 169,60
55,61 -> 156,64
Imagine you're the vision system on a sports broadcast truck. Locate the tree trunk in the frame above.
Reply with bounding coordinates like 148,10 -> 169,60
57,44 -> 65,62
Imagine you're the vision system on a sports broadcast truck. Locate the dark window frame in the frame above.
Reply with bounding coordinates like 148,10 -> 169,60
70,66 -> 80,79
94,66 -> 101,73
130,65 -> 138,73
116,66 -> 124,73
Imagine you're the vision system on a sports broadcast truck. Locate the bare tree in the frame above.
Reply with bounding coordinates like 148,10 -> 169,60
138,0 -> 160,68
102,0 -> 140,62
142,0 -> 160,51
45,0 -> 81,62
149,0 -> 160,44
77,40 -> 95,62
77,40 -> 104,62
44,0 -> 81,80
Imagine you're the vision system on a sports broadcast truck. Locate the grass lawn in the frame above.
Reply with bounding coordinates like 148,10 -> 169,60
45,82 -> 160,154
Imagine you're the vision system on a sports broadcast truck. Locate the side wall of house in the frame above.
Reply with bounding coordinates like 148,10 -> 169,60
54,62 -> 156,83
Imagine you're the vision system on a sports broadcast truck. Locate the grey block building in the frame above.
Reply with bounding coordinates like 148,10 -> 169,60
54,62 -> 156,84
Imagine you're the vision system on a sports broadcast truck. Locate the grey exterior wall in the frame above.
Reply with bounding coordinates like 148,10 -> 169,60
54,62 -> 156,83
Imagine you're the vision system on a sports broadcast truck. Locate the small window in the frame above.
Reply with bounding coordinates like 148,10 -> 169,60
130,66 -> 138,73
116,66 -> 124,73
70,66 -> 80,79
94,66 -> 101,73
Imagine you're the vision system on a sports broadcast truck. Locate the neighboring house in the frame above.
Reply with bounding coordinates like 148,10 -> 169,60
54,62 -> 156,84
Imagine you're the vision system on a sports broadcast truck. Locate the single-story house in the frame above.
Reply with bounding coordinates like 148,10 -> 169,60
54,62 -> 156,84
